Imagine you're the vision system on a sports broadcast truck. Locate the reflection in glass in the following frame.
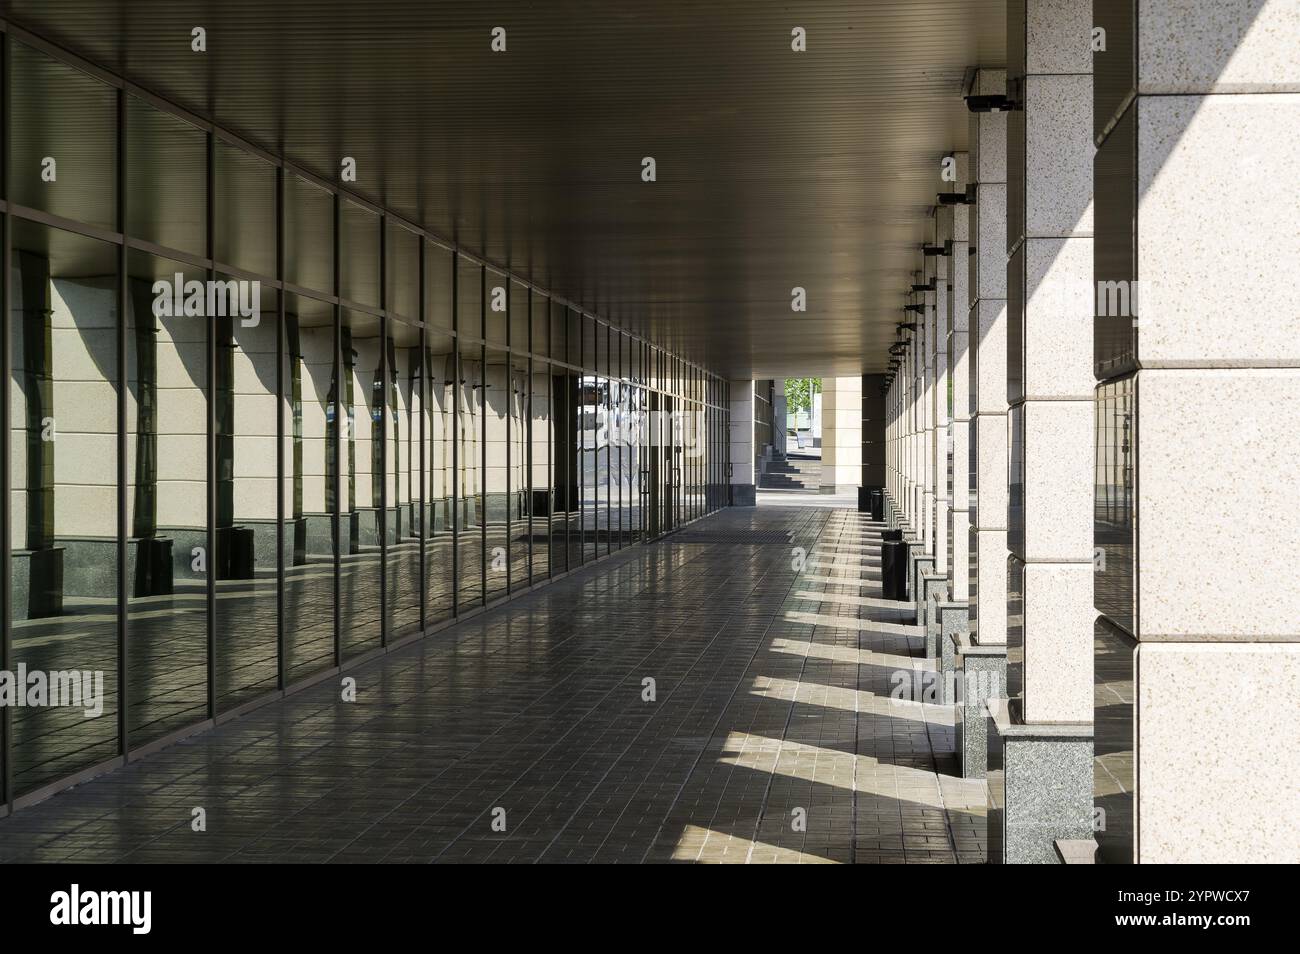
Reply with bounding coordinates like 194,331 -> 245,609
457,340 -> 485,609
485,348 -> 510,602
285,175 -> 334,295
387,317 -> 422,640
126,249 -> 209,747
340,201 -> 380,308
339,309 -> 383,658
214,280 -> 279,709
8,222 -> 120,794
283,294 -> 337,681
530,360 -> 552,581
582,375 -> 600,564
127,96 -> 206,258
214,141 -> 276,278
10,43 -> 117,231
425,332 -> 455,623
510,353 -> 531,588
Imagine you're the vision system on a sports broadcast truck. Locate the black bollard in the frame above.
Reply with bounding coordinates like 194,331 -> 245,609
882,528 -> 903,542
870,488 -> 884,522
881,538 -> 909,600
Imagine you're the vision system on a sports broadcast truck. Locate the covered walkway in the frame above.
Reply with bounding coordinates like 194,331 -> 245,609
0,507 -> 983,864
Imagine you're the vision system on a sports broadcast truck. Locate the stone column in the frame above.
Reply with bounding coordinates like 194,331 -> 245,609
945,152 -> 971,602
728,379 -> 755,506
967,68 -> 1009,645
919,270 -> 935,555
989,0 -> 1095,864
820,376 -> 862,495
1092,0 -> 1300,864
927,225 -> 948,577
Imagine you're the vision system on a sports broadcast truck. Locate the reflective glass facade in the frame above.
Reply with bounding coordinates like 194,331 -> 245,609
0,36 -> 729,806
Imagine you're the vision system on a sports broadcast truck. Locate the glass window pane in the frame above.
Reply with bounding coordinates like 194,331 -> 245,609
457,256 -> 482,339
529,359 -> 551,581
425,331 -> 455,623
530,292 -> 549,358
426,243 -> 453,332
340,201 -> 379,308
386,316 -> 422,640
339,308 -> 382,658
485,268 -> 507,346
484,347 -> 509,602
457,339 -> 484,609
285,175 -> 333,294
510,353 -> 531,588
10,43 -> 116,230
214,280 -> 279,708
9,221 -> 120,794
509,280 -> 529,352
282,294 -> 336,681
128,96 -> 206,257
549,300 -> 566,362
386,222 -> 419,321
126,248 -> 209,747
214,141 -> 276,277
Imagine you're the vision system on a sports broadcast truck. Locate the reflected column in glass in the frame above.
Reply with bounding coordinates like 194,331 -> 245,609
126,250 -> 209,746
386,317 -> 422,640
214,281 -> 279,708
484,347 -> 510,602
339,309 -> 382,657
282,294 -> 336,682
530,359 -> 552,581
425,332 -> 455,623
8,223 -> 120,794
509,353 -> 530,589
457,339 -> 484,610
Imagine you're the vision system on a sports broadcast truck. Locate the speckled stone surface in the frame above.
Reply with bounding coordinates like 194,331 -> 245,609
1135,94 -> 1300,367
1138,0 -> 1300,94
938,604 -> 969,702
1137,369 -> 1300,639
1136,642 -> 1300,863
956,641 -> 1005,779
922,574 -> 948,658
987,701 -> 1094,864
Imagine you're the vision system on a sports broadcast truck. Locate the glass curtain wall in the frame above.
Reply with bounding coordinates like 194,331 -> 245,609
0,31 -> 730,805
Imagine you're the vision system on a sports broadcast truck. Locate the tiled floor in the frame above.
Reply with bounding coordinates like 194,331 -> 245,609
0,506 -> 987,864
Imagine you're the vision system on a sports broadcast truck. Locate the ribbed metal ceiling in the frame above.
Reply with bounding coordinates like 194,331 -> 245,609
4,0 -> 1005,378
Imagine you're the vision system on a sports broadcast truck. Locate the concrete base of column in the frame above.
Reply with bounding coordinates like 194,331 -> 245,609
986,699 -> 1094,864
953,633 -> 1005,779
729,484 -> 756,507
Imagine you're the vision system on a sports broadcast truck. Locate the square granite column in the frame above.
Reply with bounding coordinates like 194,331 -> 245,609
1092,0 -> 1300,864
992,0 -> 1097,864
944,152 -> 971,604
966,67 -> 1010,649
